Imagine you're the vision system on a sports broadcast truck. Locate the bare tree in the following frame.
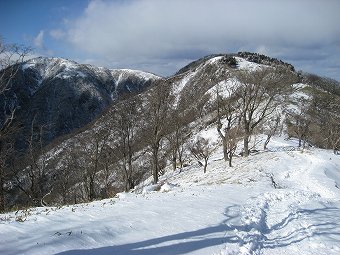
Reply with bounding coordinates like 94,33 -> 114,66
112,95 -> 141,191
0,140 -> 14,211
215,83 -> 242,166
166,107 -> 192,171
53,142 -> 81,205
310,93 -> 340,154
77,121 -> 112,201
228,126 -> 242,167
234,67 -> 296,156
0,39 -> 30,211
0,39 -> 30,92
327,118 -> 340,154
26,120 -> 49,206
144,80 -> 174,184
9,118 -> 50,207
0,39 -> 30,138
263,115 -> 281,150
98,144 -> 117,198
189,137 -> 214,173
286,98 -> 313,148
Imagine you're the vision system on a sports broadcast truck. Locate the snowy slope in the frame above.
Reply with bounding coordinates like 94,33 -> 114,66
170,55 -> 267,108
1,133 -> 340,255
21,57 -> 160,96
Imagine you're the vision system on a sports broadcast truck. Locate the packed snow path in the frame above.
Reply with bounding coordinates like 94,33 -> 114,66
219,148 -> 340,255
1,139 -> 340,255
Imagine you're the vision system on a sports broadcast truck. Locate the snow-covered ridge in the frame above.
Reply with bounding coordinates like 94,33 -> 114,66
19,57 -> 160,98
22,57 -> 160,82
171,55 -> 268,104
171,55 -> 226,98
110,68 -> 160,80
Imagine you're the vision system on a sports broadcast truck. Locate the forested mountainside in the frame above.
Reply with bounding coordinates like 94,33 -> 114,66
0,57 -> 159,149
0,52 -> 339,212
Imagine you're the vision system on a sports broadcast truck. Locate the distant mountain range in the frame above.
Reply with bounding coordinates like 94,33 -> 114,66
0,57 -> 159,148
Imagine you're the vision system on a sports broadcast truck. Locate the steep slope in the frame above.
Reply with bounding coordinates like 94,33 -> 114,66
0,57 -> 160,147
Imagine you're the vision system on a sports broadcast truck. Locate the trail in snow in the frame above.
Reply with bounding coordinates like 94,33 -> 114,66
219,147 -> 340,255
0,137 -> 340,255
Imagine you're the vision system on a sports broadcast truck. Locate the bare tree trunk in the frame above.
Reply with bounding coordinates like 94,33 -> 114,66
217,125 -> 229,161
298,137 -> 302,147
0,176 -> 4,212
152,145 -> 159,184
203,158 -> 208,173
228,155 -> 233,167
172,154 -> 176,171
264,134 -> 271,150
243,135 -> 249,157
178,148 -> 184,169
88,173 -> 96,201
302,139 -> 306,149
223,139 -> 229,161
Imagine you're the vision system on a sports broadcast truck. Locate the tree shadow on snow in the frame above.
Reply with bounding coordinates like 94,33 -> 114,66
56,202 -> 340,255
56,205 -> 241,255
225,200 -> 340,252
262,203 -> 340,249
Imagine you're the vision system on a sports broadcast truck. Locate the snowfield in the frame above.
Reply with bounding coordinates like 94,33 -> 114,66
1,135 -> 340,255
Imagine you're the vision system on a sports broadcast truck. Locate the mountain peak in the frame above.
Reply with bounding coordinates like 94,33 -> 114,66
176,52 -> 295,76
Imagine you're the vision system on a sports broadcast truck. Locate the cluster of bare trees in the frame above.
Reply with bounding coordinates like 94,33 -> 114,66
189,137 -> 214,173
214,67 -> 297,166
145,80 -> 175,184
0,39 -> 31,212
50,96 -> 146,204
51,80 -> 198,202
1,76 -> 199,210
287,90 -> 340,153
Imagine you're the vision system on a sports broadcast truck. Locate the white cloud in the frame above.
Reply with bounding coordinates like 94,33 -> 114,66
58,0 -> 340,79
49,29 -> 66,40
33,30 -> 44,49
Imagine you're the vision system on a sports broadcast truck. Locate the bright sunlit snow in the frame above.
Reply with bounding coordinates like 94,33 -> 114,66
1,134 -> 339,255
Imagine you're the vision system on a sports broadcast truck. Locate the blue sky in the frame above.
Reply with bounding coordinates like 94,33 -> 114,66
0,0 -> 88,59
1,0 -> 339,81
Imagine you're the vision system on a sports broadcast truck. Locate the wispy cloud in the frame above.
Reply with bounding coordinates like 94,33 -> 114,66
33,30 -> 44,49
50,29 -> 66,40
32,30 -> 54,56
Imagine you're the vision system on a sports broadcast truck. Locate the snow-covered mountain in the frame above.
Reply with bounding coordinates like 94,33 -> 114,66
166,53 -> 295,111
21,57 -> 159,96
1,52 -> 340,255
0,57 -> 160,147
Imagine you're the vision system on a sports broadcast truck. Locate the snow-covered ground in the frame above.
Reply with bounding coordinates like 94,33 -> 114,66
1,135 -> 340,255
